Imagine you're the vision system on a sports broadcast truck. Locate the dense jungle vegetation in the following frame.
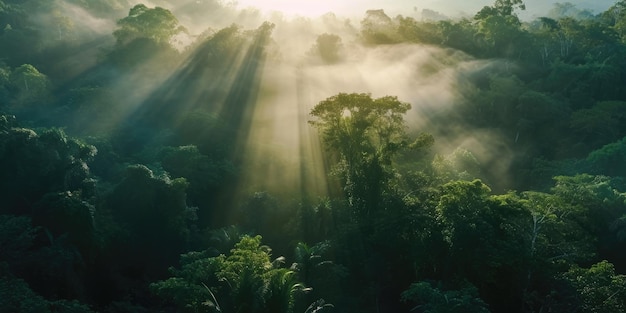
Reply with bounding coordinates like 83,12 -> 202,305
1,0 -> 626,312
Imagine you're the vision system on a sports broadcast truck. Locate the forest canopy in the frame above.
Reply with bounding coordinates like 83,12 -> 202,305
1,1 -> 626,313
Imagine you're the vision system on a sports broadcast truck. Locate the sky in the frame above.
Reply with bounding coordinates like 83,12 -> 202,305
235,0 -> 616,19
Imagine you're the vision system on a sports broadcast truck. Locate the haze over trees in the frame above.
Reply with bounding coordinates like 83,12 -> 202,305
1,1 -> 626,312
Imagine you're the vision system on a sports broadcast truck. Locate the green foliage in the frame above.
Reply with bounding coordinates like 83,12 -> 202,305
173,111 -> 234,154
151,256 -> 220,312
603,1 -> 626,43
360,9 -> 399,44
304,299 -> 334,313
401,281 -> 491,313
0,65 -> 11,103
570,101 -> 626,149
235,192 -> 292,251
49,299 -> 97,313
563,260 -> 626,313
472,2 -> 529,57
436,179 -> 492,246
475,14 -> 528,57
152,235 -> 306,313
551,174 -> 626,246
432,180 -> 536,310
293,240 -> 346,306
518,190 -> 595,264
160,145 -> 235,224
432,148 -> 481,182
395,16 -> 431,43
0,270 -> 96,313
33,191 -> 95,253
161,145 -> 231,186
310,93 -> 411,217
433,179 -> 513,287
217,235 -> 274,311
310,93 -> 410,160
114,4 -> 185,45
436,180 -> 492,272
517,90 -> 569,134
9,64 -> 50,106
0,272 -> 53,313
466,74 -> 525,128
475,0 -> 526,19
552,174 -> 623,206
310,33 -> 343,63
0,122 -> 96,214
106,4 -> 185,75
0,211 -> 94,304
191,24 -> 247,68
95,163 -> 195,289
0,215 -> 37,267
587,137 -> 626,177
106,164 -> 191,243
3,2 -> 626,313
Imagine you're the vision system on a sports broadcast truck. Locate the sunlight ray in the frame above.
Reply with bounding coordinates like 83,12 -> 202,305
234,58 -> 334,201
72,44 -> 183,135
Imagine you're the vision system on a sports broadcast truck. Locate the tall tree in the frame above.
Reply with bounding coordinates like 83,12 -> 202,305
113,4 -> 185,46
360,9 -> 398,44
603,0 -> 626,42
310,93 -> 411,219
475,0 -> 526,20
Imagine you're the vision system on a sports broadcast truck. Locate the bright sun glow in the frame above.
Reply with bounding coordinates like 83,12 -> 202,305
234,0 -> 421,18
236,0 -> 349,17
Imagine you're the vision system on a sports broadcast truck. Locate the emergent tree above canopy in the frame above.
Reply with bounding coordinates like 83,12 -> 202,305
113,4 -> 186,45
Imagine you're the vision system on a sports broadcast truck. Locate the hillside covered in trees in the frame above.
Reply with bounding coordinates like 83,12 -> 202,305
1,0 -> 626,312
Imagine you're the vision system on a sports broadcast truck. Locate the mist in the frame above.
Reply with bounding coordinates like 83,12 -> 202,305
3,1 -> 626,312
236,0 -> 615,20
200,12 -> 513,196
9,0 -> 567,195
4,0 -> 622,195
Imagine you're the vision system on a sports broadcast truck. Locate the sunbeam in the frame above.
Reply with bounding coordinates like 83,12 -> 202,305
234,54 -> 335,201
5,1 -> 626,312
236,0 -> 353,18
